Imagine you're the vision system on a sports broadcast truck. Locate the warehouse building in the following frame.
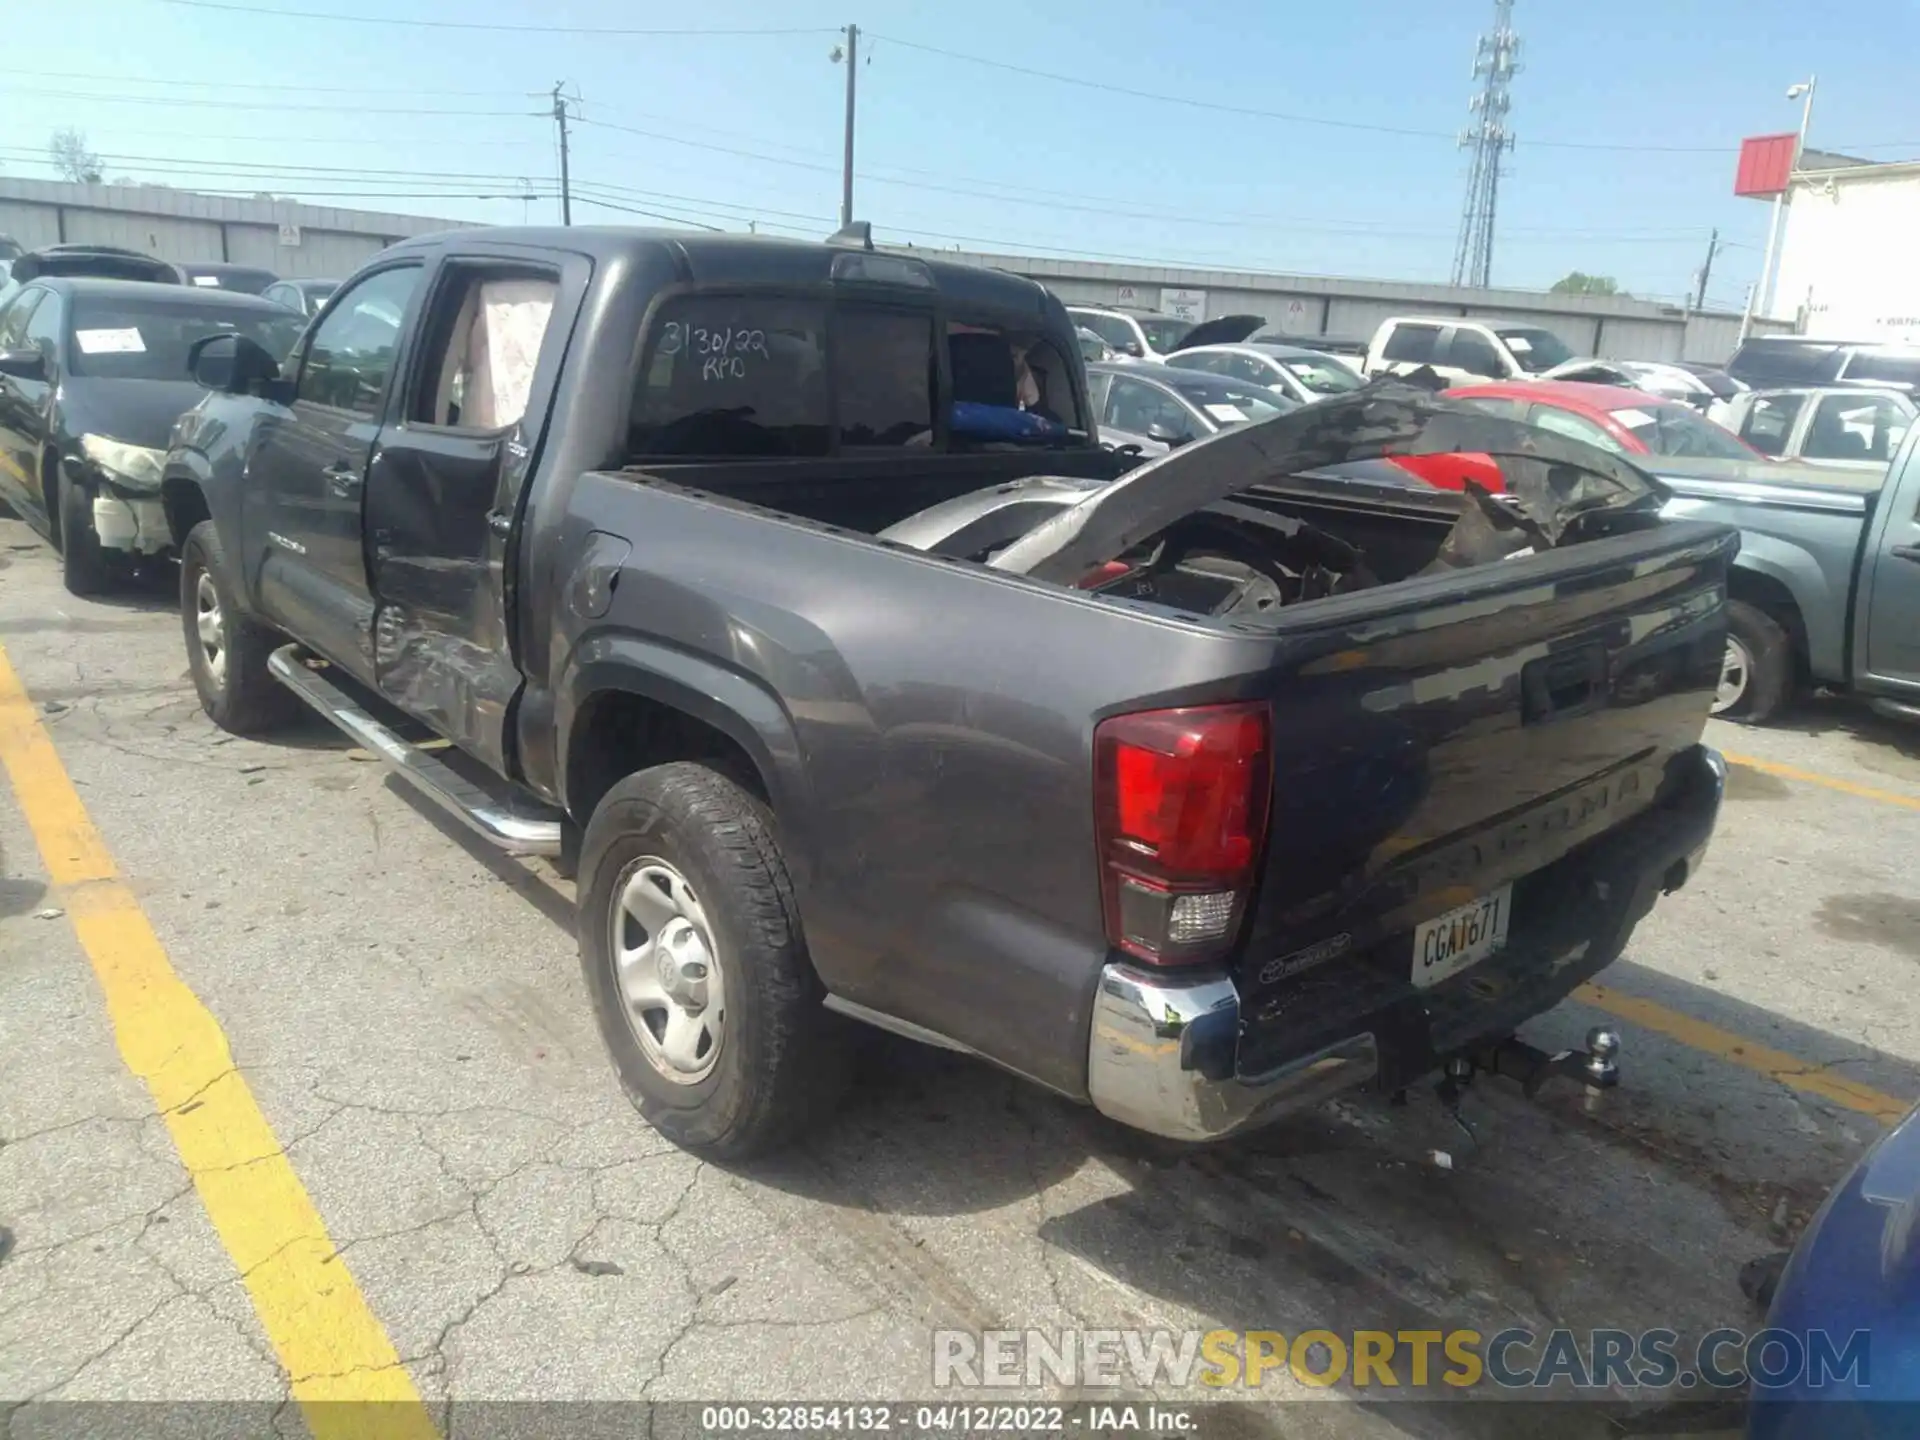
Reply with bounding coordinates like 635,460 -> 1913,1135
1772,149 -> 1920,339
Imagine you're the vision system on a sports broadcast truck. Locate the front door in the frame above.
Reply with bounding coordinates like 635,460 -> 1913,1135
363,253 -> 574,774
249,262 -> 424,678
1860,434 -> 1920,696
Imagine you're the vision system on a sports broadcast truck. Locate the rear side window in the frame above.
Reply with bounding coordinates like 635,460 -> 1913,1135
1728,340 -> 1844,385
630,296 -> 830,458
1739,392 -> 1806,457
1382,323 -> 1440,364
1444,328 -> 1507,378
1841,352 -> 1920,389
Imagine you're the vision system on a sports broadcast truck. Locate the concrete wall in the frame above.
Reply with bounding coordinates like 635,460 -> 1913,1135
0,177 -> 465,282
1774,164 -> 1920,338
911,248 -> 1784,365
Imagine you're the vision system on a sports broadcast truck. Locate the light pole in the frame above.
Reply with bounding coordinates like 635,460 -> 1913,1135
1741,76 -> 1816,340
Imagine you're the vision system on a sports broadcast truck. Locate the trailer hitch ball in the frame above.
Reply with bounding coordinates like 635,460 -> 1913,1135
1584,1026 -> 1622,1089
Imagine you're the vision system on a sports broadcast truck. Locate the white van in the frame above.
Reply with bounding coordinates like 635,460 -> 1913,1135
1364,316 -> 1581,385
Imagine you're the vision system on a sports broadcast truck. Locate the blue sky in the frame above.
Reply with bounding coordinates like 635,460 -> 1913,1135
4,0 -> 1917,307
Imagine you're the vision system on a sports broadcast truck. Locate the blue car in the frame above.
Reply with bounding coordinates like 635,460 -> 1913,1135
1749,1103 -> 1920,1437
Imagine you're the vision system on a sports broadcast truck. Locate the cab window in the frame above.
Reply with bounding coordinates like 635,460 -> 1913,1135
297,265 -> 421,415
629,295 -> 832,458
1739,393 -> 1806,458
1382,322 -> 1440,364
1445,328 -> 1508,379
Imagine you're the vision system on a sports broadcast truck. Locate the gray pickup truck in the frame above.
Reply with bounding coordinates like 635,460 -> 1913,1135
160,225 -> 1730,1158
1653,451 -> 1920,724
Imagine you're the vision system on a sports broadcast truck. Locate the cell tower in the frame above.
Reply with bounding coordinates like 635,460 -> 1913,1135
1450,0 -> 1520,289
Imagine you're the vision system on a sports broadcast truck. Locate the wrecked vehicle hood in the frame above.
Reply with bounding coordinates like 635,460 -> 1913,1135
1168,314 -> 1268,352
990,380 -> 1670,585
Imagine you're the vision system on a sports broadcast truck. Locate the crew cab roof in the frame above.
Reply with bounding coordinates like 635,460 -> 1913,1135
387,225 -> 1065,319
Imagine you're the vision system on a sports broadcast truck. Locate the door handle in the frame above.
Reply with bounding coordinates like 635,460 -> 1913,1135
324,462 -> 361,499
1892,544 -> 1920,563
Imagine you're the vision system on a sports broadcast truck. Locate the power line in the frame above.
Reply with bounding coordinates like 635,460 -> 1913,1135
23,68 -> 524,96
864,31 -> 1743,154
567,114 -> 1710,241
5,87 -> 522,115
145,0 -> 838,35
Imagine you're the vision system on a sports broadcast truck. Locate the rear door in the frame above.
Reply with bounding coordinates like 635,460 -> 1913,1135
1859,433 -> 1920,695
363,248 -> 582,772
1373,321 -> 1445,380
249,260 -> 425,676
1734,390 -> 1807,458
1439,325 -> 1513,383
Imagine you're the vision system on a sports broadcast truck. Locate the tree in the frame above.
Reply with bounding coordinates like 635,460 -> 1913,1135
49,128 -> 103,184
1550,271 -> 1620,296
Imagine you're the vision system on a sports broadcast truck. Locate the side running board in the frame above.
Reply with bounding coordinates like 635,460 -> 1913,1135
267,645 -> 564,857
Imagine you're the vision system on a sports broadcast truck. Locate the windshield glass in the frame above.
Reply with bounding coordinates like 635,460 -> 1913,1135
1282,356 -> 1363,395
68,295 -> 306,380
1610,401 -> 1754,460
1165,374 -> 1294,428
1140,317 -> 1195,353
1496,326 -> 1575,373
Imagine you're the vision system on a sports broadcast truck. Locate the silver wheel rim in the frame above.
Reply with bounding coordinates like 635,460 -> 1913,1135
1712,636 -> 1752,715
194,570 -> 227,689
610,856 -> 725,1085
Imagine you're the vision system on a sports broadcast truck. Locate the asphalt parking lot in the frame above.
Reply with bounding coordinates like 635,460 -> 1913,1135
3,513 -> 1919,1439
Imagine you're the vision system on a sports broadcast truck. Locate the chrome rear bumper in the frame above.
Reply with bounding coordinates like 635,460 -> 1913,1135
1087,964 -> 1377,1141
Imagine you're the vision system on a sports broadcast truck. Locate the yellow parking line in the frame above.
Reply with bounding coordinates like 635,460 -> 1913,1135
0,644 -> 437,1440
1576,982 -> 1911,1124
1725,752 -> 1920,813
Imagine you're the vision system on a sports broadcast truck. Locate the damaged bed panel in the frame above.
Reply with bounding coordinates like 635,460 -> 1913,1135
989,383 -> 1668,585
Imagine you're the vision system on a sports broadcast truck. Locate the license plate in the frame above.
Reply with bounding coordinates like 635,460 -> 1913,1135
1411,885 -> 1512,989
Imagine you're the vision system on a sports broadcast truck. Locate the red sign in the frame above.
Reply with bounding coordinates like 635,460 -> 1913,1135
1735,133 -> 1798,198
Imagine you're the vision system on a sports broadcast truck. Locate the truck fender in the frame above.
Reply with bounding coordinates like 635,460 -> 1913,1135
160,447 -> 257,609
554,632 -> 816,895
1726,533 -> 1844,684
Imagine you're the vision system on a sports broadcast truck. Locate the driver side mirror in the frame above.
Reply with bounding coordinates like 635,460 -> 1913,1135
0,347 -> 47,381
1120,340 -> 1145,358
189,332 -> 283,397
1145,421 -> 1190,447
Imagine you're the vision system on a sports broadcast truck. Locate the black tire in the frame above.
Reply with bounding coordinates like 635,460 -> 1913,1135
180,520 -> 299,734
57,466 -> 114,597
1714,598 -> 1793,725
578,761 -> 850,1158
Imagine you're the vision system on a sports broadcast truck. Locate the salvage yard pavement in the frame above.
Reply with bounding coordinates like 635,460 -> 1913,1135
2,513 -> 1918,1439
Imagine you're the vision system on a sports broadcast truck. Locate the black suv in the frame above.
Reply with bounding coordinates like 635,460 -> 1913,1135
1727,336 -> 1920,393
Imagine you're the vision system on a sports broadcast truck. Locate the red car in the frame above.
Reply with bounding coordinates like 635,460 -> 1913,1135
1392,379 -> 1759,492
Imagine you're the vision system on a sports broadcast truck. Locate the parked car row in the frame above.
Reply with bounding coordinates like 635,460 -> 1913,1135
0,243 -> 333,593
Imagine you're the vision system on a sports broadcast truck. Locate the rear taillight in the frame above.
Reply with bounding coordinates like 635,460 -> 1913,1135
1093,703 -> 1272,965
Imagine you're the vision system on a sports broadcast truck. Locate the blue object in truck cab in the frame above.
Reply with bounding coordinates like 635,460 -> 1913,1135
1747,1101 -> 1920,1437
950,401 -> 1069,443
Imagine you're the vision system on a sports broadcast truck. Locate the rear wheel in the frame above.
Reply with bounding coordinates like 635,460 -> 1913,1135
578,761 -> 850,1158
1712,599 -> 1792,724
57,468 -> 113,597
180,520 -> 298,734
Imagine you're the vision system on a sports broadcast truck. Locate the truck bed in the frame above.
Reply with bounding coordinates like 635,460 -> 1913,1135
552,431 -> 1734,1099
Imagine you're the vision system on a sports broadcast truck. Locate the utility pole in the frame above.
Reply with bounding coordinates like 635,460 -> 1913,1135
1692,228 -> 1721,313
837,24 -> 860,229
551,81 -> 573,227
1450,0 -> 1520,289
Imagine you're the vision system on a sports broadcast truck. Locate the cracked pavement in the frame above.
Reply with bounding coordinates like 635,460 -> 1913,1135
2,517 -> 1919,1437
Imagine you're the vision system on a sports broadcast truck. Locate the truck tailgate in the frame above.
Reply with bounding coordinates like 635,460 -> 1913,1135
1230,519 -> 1734,1074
